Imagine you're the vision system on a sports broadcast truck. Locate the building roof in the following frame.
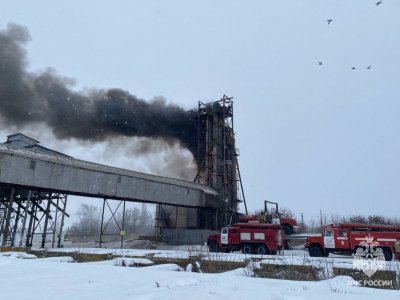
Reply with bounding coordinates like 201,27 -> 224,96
0,143 -> 218,195
3,133 -> 70,157
24,144 -> 71,158
6,133 -> 40,143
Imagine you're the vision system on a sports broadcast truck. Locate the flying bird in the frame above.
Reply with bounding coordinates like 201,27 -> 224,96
318,61 -> 323,66
327,19 -> 333,25
351,67 -> 356,70
367,65 -> 372,70
376,1 -> 382,5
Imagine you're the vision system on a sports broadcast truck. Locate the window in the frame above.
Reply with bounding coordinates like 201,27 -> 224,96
222,228 -> 227,234
324,230 -> 333,237
339,231 -> 347,237
231,229 -> 237,234
29,160 -> 36,170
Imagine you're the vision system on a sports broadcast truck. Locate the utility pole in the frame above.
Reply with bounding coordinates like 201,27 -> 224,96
319,209 -> 323,232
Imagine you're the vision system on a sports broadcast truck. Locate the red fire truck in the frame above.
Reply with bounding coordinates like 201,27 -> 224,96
207,201 -> 296,254
305,223 -> 400,261
207,222 -> 284,254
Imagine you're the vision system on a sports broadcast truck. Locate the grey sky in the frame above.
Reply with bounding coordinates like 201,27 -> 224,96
1,0 -> 399,223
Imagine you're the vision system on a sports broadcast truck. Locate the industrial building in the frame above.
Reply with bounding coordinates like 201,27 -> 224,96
0,96 -> 245,247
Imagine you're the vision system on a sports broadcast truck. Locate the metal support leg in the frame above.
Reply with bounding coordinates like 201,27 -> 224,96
19,190 -> 32,247
11,202 -> 21,246
52,196 -> 60,248
57,195 -> 67,248
175,206 -> 178,244
99,198 -> 106,248
155,204 -> 160,242
120,201 -> 126,249
26,203 -> 37,247
41,194 -> 52,248
25,204 -> 34,247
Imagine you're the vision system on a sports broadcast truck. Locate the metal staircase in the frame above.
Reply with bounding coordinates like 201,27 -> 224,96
0,202 -> 13,247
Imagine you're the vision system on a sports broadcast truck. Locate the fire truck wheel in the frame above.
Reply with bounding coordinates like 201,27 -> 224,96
308,244 -> 324,257
209,241 -> 219,253
242,244 -> 253,254
255,244 -> 270,255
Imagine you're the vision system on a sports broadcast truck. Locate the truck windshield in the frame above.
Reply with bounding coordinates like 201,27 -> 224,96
222,228 -> 227,234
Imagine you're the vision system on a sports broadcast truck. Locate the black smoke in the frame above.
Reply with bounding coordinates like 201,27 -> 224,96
0,23 -> 198,158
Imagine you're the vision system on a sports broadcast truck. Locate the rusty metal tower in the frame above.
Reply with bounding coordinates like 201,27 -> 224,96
192,95 -> 247,228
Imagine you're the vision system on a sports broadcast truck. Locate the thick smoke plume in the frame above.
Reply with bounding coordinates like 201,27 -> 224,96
0,23 -> 197,158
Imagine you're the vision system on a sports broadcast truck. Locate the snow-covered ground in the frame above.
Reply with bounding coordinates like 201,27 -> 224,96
34,246 -> 400,273
1,251 -> 399,299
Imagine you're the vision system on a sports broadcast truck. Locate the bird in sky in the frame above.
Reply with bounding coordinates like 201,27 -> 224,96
367,65 -> 372,70
318,61 -> 323,66
376,1 -> 382,5
327,19 -> 333,25
352,67 -> 356,70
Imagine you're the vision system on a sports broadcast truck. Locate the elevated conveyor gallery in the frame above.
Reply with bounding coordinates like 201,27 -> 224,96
0,144 -> 218,208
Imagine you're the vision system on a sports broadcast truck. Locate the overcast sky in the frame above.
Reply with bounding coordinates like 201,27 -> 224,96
1,0 -> 399,224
